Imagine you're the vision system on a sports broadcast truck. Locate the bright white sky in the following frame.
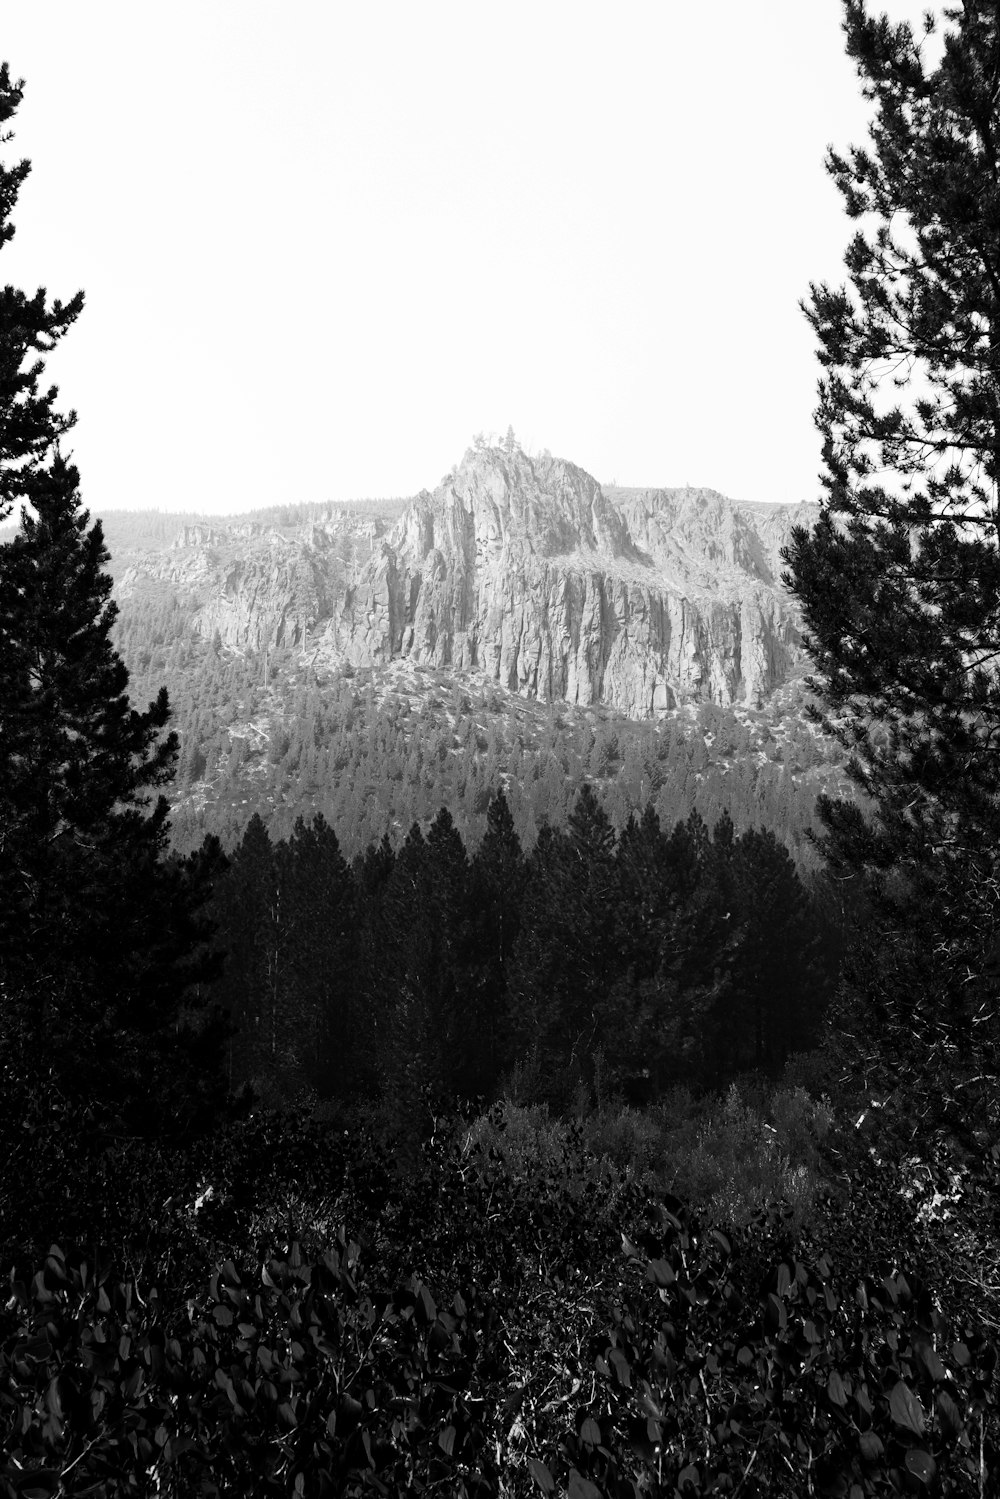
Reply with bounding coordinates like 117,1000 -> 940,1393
2,1 -> 933,515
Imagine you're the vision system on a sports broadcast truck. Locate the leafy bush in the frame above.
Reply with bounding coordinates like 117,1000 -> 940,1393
580,1105 -> 669,1180
0,1237 -> 500,1498
664,1086 -> 809,1235
770,1084 -> 836,1172
2,1093 -> 998,1496
565,1083 -> 834,1239
543,1196 -> 997,1497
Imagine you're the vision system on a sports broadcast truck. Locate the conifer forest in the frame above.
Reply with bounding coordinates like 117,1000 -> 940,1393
3,5 -> 1000,1495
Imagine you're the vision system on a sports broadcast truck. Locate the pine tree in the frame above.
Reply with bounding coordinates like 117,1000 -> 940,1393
0,68 -> 82,514
284,813 -> 356,1101
0,68 -> 226,1133
350,832 -> 396,1096
372,823 -> 443,1151
782,1 -> 1000,1145
610,808 -> 733,1096
510,786 -> 620,1102
467,791 -> 525,1093
210,814 -> 281,1095
715,827 -> 827,1081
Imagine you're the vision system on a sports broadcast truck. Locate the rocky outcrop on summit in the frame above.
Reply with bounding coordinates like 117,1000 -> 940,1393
319,450 -> 813,713
114,446 -> 817,716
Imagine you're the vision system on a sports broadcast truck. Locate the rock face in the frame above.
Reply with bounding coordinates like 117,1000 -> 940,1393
114,444 -> 818,716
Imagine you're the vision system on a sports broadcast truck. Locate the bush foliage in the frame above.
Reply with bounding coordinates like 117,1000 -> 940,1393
2,1094 -> 998,1498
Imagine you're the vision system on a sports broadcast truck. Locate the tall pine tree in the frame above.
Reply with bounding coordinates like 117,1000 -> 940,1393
0,67 -> 82,512
467,791 -> 525,1096
0,66 -> 226,1134
510,786 -> 619,1104
782,2 -> 1000,1146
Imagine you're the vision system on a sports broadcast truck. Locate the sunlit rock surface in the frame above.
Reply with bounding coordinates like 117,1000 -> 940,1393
115,444 -> 818,717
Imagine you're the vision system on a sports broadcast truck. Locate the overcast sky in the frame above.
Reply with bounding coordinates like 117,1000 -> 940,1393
2,1 -> 933,515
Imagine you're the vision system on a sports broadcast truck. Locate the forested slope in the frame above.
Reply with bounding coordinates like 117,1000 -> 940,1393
111,584 -> 848,861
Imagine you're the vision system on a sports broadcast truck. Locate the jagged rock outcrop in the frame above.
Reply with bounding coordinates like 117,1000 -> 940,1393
114,444 -> 818,715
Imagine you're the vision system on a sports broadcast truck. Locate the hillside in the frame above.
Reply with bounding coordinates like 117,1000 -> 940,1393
99,442 -> 844,857
108,440 -> 815,713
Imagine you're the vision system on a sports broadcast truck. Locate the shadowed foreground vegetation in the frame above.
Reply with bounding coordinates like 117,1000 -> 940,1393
2,1068 -> 999,1496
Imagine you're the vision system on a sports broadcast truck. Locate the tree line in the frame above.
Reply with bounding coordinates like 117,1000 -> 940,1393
110,582 -> 844,864
210,790 -> 838,1124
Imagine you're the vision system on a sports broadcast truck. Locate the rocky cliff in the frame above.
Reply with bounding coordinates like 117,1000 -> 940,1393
114,443 -> 818,716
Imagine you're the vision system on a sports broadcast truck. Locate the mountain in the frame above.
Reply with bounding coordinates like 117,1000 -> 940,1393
94,441 -> 845,861
111,442 -> 817,719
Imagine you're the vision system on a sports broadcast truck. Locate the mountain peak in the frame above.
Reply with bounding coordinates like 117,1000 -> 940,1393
113,441 -> 817,717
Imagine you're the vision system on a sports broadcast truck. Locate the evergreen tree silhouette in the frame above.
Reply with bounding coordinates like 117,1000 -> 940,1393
611,807 -> 731,1095
782,1 -> 1000,1144
0,69 -> 226,1132
284,813 -> 357,1100
510,785 -> 619,1101
467,791 -> 525,1093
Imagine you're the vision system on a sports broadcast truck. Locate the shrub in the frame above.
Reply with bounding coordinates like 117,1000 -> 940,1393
659,1084 -> 820,1236
769,1083 -> 836,1174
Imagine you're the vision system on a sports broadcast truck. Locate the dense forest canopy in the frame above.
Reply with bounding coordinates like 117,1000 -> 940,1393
210,790 -> 833,1114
